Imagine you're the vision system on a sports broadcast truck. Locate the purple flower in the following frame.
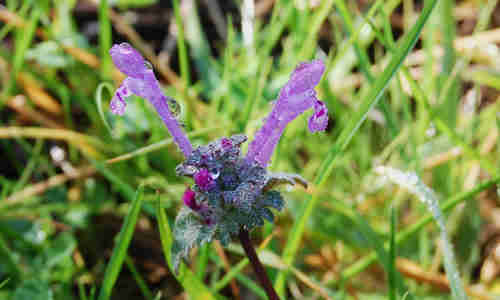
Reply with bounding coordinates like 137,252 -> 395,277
108,43 -> 330,257
109,43 -> 193,158
194,168 -> 215,191
246,60 -> 328,167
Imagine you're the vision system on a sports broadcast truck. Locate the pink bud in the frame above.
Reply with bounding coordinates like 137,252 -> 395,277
182,188 -> 199,210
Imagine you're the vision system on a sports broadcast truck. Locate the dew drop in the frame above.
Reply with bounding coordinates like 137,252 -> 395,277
167,97 -> 181,117
210,170 -> 220,179
144,61 -> 153,70
426,123 -> 436,137
185,165 -> 198,175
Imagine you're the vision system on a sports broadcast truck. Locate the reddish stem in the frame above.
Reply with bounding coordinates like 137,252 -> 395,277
238,229 -> 280,300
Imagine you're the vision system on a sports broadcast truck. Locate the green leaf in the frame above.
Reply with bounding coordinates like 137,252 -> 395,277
155,199 -> 218,300
12,279 -> 53,300
97,186 -> 145,300
171,207 -> 216,273
44,232 -> 76,268
260,191 -> 284,211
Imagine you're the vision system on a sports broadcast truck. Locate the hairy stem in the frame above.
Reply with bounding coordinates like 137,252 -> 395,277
238,229 -> 279,300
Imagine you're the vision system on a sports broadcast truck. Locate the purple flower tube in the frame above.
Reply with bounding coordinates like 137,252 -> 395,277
109,43 -> 193,158
246,60 -> 328,167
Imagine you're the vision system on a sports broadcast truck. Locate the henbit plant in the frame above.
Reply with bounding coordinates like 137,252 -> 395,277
108,42 -> 328,299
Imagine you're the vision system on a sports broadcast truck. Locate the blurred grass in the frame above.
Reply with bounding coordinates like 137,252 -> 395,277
1,0 -> 500,299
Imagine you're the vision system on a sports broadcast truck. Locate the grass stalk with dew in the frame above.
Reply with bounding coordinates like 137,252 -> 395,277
375,166 -> 468,300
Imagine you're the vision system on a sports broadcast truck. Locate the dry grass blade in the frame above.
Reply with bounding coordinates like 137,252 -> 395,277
0,127 -> 102,157
7,95 -> 65,129
4,165 -> 96,205
17,73 -> 62,115
213,241 -> 240,299
0,7 -> 25,27
396,258 -> 493,300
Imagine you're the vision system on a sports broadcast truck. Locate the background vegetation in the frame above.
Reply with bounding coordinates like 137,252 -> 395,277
0,0 -> 500,299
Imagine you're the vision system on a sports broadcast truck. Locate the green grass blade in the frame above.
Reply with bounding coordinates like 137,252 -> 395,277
125,255 -> 154,300
212,257 -> 249,292
155,198 -> 218,300
274,0 -> 439,295
388,207 -> 397,300
97,186 -> 145,300
196,244 -> 210,280
0,235 -> 22,283
336,0 -> 398,138
329,201 -> 414,300
172,0 -> 190,85
99,0 -> 112,80
172,0 -> 192,128
95,82 -> 115,136
2,6 -> 40,105
88,158 -> 136,201
0,278 -> 10,289
297,0 -> 335,60
260,1 -> 294,57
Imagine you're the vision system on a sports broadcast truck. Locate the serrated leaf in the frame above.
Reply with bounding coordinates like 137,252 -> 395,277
264,172 -> 308,191
260,191 -> 285,211
260,207 -> 274,223
230,134 -> 248,145
172,207 -> 215,273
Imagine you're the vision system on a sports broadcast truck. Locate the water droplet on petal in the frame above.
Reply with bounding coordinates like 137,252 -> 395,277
167,97 -> 181,118
185,165 -> 198,175
210,170 -> 220,179
144,61 -> 153,70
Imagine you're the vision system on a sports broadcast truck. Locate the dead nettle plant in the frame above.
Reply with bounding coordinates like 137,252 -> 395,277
109,43 -> 328,299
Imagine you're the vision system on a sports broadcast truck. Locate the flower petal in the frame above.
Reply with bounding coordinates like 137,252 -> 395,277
246,60 -> 328,166
280,59 -> 325,98
109,43 -> 193,157
109,81 -> 132,115
110,95 -> 126,115
109,43 -> 147,78
308,100 -> 328,132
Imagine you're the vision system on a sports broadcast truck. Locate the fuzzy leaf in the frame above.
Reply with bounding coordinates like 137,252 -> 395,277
260,191 -> 285,211
264,172 -> 308,191
171,207 -> 216,273
259,207 -> 275,223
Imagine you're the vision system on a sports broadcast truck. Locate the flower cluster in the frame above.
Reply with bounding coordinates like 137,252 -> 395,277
108,43 -> 328,271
